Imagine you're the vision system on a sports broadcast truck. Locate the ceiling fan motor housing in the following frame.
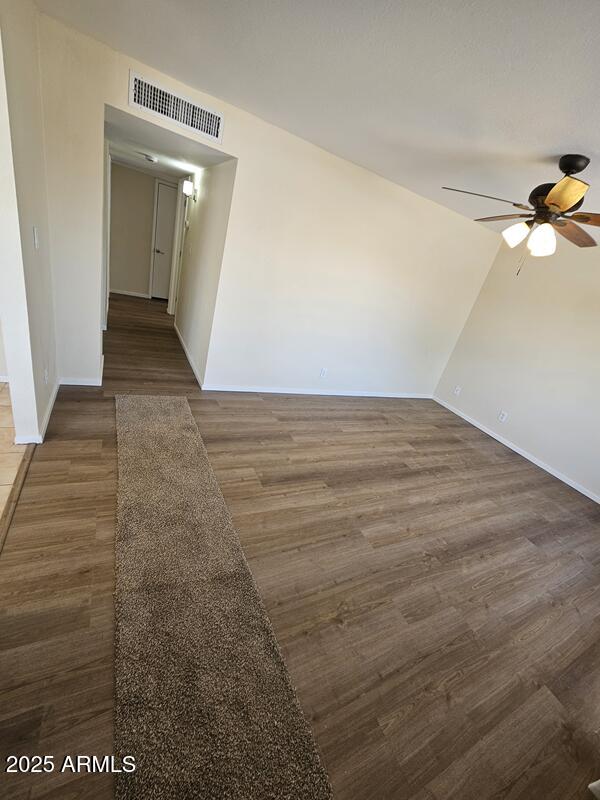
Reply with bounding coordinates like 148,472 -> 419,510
529,182 -> 585,214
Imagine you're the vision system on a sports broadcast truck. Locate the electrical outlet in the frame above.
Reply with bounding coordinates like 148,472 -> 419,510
33,226 -> 40,250
43,367 -> 49,385
498,410 -> 509,423
453,385 -> 462,396
319,367 -> 328,379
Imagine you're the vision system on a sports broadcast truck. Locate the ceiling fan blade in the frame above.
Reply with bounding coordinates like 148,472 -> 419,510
442,187 -> 531,210
568,212 -> 600,227
474,214 -> 534,222
544,176 -> 589,212
552,219 -> 597,247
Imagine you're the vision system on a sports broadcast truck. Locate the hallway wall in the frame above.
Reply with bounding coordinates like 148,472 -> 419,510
109,162 -> 155,297
175,159 -> 237,385
0,0 -> 57,440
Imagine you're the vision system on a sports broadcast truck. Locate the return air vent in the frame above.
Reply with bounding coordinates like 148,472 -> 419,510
128,72 -> 223,142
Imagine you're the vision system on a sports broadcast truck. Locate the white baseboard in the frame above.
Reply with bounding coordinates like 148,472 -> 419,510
61,355 -> 103,387
12,380 -> 59,445
60,376 -> 103,386
434,396 -> 599,505
110,289 -> 150,298
588,779 -> 600,799
14,358 -> 103,445
173,323 -> 203,388
15,358 -> 104,444
171,330 -> 430,402
39,380 -> 59,440
201,383 -> 433,399
14,433 -> 42,444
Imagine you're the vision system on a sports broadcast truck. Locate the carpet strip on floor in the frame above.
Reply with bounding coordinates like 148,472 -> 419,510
114,394 -> 332,799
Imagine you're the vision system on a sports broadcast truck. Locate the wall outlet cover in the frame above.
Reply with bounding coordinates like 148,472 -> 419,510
319,367 -> 328,378
498,410 -> 509,423
453,385 -> 461,396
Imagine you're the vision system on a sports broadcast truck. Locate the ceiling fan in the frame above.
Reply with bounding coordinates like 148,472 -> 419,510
443,154 -> 599,256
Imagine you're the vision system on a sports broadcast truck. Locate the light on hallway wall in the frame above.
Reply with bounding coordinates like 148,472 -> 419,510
501,221 -> 531,249
182,179 -> 194,198
527,223 -> 556,257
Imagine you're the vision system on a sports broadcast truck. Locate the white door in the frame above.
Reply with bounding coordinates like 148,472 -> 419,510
151,182 -> 177,299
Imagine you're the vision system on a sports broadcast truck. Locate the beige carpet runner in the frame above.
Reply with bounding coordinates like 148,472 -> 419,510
114,395 -> 332,799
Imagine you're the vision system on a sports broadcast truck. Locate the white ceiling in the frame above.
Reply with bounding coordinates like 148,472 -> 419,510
37,0 -> 600,227
105,105 -> 231,178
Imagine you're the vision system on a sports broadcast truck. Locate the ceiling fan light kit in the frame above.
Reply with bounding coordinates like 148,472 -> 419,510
527,223 -> 556,257
443,154 -> 598,257
501,221 -> 531,248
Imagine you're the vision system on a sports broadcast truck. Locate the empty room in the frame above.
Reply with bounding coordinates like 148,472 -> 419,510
0,1 -> 598,799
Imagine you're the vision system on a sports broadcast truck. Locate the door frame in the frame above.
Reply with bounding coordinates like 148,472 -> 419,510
148,178 -> 178,300
101,143 -> 111,330
167,177 -> 189,316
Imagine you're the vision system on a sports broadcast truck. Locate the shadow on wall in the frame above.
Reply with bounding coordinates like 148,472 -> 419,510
0,323 -> 6,380
174,158 -> 238,385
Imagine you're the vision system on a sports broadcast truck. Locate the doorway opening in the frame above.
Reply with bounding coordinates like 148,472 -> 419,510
101,105 -> 237,387
103,105 -> 234,326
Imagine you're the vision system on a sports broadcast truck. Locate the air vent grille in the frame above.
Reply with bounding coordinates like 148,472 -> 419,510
129,73 -> 223,142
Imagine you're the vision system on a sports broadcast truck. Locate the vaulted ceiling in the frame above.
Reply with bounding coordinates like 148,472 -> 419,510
36,0 -> 600,226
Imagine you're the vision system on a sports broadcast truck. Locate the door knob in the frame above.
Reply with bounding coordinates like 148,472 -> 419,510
154,248 -> 165,254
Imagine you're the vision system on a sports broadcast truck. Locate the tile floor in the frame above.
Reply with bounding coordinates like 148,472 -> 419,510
0,382 -> 26,518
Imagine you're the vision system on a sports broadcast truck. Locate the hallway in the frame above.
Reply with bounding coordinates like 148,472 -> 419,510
0,294 -> 598,800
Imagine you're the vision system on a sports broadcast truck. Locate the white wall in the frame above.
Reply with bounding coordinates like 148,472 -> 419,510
109,162 -> 155,297
0,64 -> 37,437
35,13 -> 500,395
436,241 -> 600,502
0,323 -> 6,378
0,0 -> 57,441
203,145 -> 500,395
38,16 -> 119,384
175,160 -> 237,384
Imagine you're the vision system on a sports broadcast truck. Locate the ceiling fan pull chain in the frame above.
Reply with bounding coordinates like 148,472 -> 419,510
516,253 -> 527,276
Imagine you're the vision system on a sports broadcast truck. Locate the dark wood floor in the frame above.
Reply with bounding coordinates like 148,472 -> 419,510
1,293 -> 599,799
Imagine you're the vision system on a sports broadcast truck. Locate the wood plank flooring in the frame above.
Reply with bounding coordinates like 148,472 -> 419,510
1,292 -> 599,799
